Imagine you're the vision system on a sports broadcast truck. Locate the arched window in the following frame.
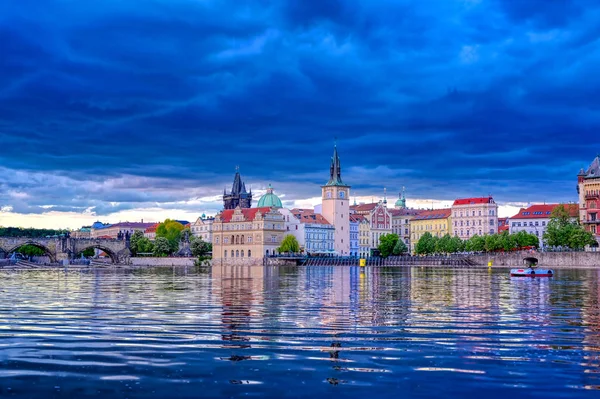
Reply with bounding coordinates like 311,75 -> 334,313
241,235 -> 244,244
231,235 -> 234,244
266,249 -> 270,256
241,250 -> 244,258
236,250 -> 239,257
248,249 -> 252,257
224,250 -> 227,258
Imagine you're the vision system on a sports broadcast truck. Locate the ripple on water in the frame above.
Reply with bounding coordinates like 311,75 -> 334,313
0,266 -> 599,398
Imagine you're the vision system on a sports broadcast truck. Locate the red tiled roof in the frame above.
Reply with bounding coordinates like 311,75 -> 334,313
218,207 -> 274,223
413,208 -> 451,221
350,203 -> 378,212
349,214 -> 367,223
509,204 -> 578,219
389,208 -> 421,217
453,197 -> 494,206
145,223 -> 159,233
298,213 -> 331,225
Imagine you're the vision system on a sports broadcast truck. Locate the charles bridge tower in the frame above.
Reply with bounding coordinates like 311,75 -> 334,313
223,168 -> 252,210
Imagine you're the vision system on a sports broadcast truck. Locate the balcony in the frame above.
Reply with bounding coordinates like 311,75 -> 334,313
585,192 -> 600,200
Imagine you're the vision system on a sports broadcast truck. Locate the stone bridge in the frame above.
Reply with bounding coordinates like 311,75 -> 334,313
0,237 -> 131,264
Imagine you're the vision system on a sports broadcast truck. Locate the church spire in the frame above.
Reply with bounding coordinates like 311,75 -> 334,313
326,142 -> 344,186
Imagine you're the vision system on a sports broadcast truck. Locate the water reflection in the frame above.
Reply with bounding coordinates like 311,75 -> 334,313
0,265 -> 599,397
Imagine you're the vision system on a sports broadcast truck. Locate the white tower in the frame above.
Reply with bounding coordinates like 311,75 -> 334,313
321,144 -> 351,255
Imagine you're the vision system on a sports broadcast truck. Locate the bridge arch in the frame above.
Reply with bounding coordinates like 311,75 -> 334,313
4,241 -> 57,263
76,245 -> 118,263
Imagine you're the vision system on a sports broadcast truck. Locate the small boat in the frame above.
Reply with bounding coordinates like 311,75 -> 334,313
510,257 -> 554,277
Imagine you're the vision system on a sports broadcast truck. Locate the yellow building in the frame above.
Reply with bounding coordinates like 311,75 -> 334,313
212,206 -> 286,266
410,209 -> 452,253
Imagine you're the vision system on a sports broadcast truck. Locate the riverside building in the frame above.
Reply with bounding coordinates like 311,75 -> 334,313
578,155 -> 600,243
451,197 -> 498,239
509,204 -> 579,248
410,209 -> 452,253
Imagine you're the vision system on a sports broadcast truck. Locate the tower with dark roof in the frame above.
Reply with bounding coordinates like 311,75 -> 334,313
223,168 -> 252,210
321,144 -> 351,255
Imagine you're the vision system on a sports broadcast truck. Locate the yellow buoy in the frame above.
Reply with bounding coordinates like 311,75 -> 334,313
359,258 -> 366,267
488,260 -> 493,268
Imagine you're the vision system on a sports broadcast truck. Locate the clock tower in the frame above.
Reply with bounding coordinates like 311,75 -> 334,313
321,144 -> 351,255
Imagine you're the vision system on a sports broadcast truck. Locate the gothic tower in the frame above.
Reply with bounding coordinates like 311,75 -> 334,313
321,144 -> 350,255
223,168 -> 252,210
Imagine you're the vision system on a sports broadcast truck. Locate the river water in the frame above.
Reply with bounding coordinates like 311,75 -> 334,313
0,265 -> 599,398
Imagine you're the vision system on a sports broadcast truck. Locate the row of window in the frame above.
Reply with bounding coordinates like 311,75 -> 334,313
512,221 -> 546,227
454,229 -> 495,236
223,249 -> 252,258
454,210 -> 496,217
454,219 -> 495,227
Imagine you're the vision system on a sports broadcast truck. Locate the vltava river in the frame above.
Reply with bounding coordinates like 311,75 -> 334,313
0,265 -> 599,398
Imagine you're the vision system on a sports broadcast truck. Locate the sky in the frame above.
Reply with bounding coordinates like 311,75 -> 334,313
1,0 -> 599,229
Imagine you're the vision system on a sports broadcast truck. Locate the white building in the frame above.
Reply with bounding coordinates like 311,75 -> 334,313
451,197 -> 498,238
191,214 -> 215,242
288,208 -> 335,254
509,203 -> 579,247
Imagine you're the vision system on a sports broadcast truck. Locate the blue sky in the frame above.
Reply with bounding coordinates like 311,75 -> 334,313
1,0 -> 599,228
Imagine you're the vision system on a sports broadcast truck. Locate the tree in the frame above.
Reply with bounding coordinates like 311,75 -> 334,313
484,234 -> 503,252
15,244 -> 45,257
278,235 -> 300,254
153,237 -> 171,257
378,234 -> 399,257
500,231 -> 517,251
415,232 -> 436,255
136,237 -> 154,254
156,219 -> 185,253
449,235 -> 464,253
465,234 -> 485,252
435,234 -> 452,254
191,237 -> 212,257
129,230 -> 145,256
393,238 -> 408,255
543,204 -> 595,249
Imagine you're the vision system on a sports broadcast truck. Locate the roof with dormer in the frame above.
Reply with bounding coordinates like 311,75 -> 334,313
453,197 -> 495,206
582,155 -> 600,179
413,209 -> 451,221
509,204 -> 578,219
217,207 -> 274,223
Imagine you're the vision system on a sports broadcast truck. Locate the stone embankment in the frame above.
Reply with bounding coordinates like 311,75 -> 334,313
130,257 -> 196,267
471,251 -> 600,268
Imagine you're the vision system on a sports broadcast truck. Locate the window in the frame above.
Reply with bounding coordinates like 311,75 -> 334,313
490,219 -> 495,226
241,250 -> 244,258
236,250 -> 239,257
224,250 -> 228,258
247,236 -> 252,243
216,237 -> 220,244
542,221 -> 546,226
248,250 -> 251,257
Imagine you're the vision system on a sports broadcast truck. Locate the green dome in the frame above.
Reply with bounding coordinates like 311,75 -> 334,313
257,184 -> 283,208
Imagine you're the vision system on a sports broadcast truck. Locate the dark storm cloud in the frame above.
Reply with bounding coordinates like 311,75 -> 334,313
1,0 -> 599,218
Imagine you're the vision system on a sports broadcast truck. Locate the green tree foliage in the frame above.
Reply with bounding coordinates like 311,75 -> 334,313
378,234 -> 399,257
129,230 -> 145,256
0,227 -> 69,238
393,238 -> 408,255
15,244 -> 45,257
82,248 -> 95,257
543,204 -> 596,249
190,237 -> 212,257
484,234 -> 503,252
513,230 -> 538,248
415,232 -> 437,255
156,219 -> 185,253
278,235 -> 300,254
465,234 -> 485,252
434,234 -> 452,254
153,237 -> 171,257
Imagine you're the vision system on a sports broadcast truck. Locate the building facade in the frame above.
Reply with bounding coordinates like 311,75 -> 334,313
350,202 -> 392,253
223,169 -> 252,210
498,217 -> 509,234
91,221 -> 156,239
509,204 -> 578,248
578,155 -> 600,242
410,209 -> 452,253
321,145 -> 351,255
390,208 -> 421,248
355,215 -> 370,258
287,208 -> 335,255
349,214 -> 360,256
451,197 -> 498,239
212,207 -> 286,265
191,214 -> 215,242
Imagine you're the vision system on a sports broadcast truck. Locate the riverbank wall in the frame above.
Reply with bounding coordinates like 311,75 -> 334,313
471,251 -> 600,268
130,257 -> 196,267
